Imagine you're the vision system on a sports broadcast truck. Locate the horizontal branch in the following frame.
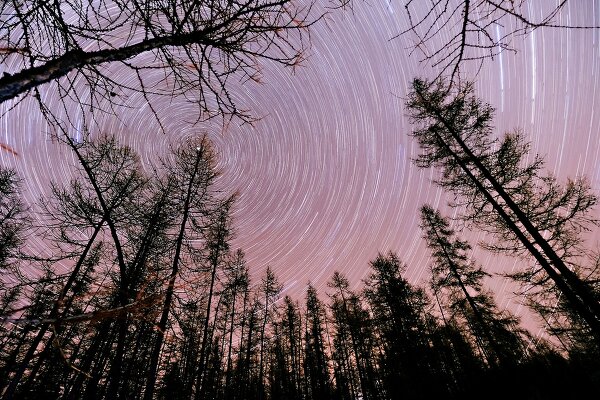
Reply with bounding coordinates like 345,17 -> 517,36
0,29 -> 224,104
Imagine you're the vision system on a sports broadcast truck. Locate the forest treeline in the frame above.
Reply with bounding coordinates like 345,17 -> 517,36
2,80 -> 600,399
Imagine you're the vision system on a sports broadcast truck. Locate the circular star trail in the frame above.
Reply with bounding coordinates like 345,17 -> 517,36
1,1 -> 600,320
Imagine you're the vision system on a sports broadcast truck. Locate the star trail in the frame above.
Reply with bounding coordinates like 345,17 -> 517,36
1,0 -> 600,317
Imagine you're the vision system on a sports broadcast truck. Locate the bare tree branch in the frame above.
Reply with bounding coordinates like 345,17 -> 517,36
0,0 -> 333,126
398,0 -> 599,84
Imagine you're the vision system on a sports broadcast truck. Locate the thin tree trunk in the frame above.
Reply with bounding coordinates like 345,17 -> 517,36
145,147 -> 204,400
3,219 -> 105,399
417,99 -> 600,341
195,237 -> 226,399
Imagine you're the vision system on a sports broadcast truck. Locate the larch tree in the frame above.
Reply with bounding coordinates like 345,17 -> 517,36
328,271 -> 380,400
420,205 -> 528,367
362,252 -> 445,400
406,78 -> 600,344
270,295 -> 303,400
257,266 -> 283,400
222,249 -> 250,399
145,136 -> 232,399
0,133 -> 239,399
0,168 -> 27,271
2,135 -> 152,399
0,168 -> 28,384
303,283 -> 332,400
194,197 -> 235,398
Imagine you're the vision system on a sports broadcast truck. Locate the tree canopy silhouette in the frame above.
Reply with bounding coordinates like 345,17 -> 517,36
406,78 -> 600,344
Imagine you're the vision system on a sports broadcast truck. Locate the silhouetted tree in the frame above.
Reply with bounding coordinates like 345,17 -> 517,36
256,266 -> 282,399
0,0 -> 333,128
195,199 -> 234,398
2,136 -> 153,399
420,205 -> 528,367
426,318 -> 484,396
303,284 -> 333,400
406,78 -> 600,343
0,168 -> 28,391
0,133 -> 244,399
363,252 -> 447,399
328,271 -> 380,400
0,168 -> 27,270
242,296 -> 263,400
174,300 -> 205,399
0,273 -> 61,397
230,263 -> 257,400
145,136 -> 233,399
270,296 -> 303,400
222,250 -> 250,400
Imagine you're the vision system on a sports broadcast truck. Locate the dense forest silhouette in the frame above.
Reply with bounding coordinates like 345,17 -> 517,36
2,84 -> 600,398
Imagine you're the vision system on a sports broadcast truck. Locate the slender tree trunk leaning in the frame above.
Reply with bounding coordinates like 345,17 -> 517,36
410,80 -> 600,342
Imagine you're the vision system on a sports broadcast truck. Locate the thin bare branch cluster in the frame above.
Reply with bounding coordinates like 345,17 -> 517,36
399,0 -> 595,83
0,0 -> 323,125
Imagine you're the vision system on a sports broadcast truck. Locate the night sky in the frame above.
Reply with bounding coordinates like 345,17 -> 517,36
2,1 -> 600,330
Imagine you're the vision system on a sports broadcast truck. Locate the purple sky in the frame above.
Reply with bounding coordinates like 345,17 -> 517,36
2,1 -> 600,333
